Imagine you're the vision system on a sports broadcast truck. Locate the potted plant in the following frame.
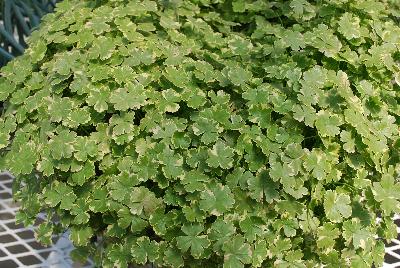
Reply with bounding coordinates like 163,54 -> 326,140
1,0 -> 400,267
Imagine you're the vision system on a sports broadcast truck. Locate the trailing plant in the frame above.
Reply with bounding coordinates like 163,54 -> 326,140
1,0 -> 400,267
0,0 -> 59,65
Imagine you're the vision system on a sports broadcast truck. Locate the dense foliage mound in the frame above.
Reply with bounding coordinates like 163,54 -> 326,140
1,0 -> 400,267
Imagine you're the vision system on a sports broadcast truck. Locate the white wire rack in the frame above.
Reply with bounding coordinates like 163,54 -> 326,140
0,172 -> 400,267
0,172 -> 93,268
384,214 -> 400,268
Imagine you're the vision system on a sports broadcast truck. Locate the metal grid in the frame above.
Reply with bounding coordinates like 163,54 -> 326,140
0,172 -> 93,268
1,172 -> 400,267
384,214 -> 400,267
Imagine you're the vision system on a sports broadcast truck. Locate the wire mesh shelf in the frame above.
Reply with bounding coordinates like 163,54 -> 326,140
0,172 -> 93,268
383,214 -> 400,267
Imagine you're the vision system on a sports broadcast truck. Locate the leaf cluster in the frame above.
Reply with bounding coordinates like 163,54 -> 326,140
1,0 -> 400,267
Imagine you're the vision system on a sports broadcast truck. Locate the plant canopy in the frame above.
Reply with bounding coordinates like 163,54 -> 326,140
1,0 -> 400,267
